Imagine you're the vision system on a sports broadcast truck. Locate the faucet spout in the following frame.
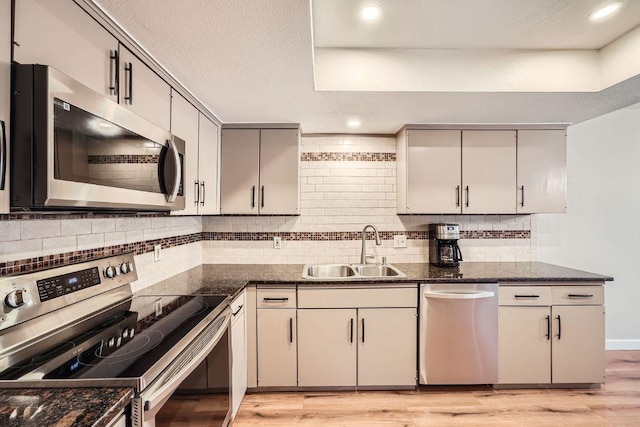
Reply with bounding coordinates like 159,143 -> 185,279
361,224 -> 381,264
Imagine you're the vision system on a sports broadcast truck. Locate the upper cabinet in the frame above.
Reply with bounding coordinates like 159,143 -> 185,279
397,127 -> 566,214
220,127 -> 300,215
0,0 -> 10,213
171,91 -> 220,215
14,0 -> 119,101
516,130 -> 567,213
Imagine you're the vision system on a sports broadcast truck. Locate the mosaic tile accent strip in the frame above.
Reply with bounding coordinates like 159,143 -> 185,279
87,154 -> 160,164
301,152 -> 396,162
0,230 -> 529,277
0,233 -> 201,277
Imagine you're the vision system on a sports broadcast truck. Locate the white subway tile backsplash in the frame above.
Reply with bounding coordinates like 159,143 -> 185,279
0,221 -> 20,242
91,218 -> 116,233
61,219 -> 92,236
21,220 -> 61,240
43,236 -> 77,256
77,233 -> 105,251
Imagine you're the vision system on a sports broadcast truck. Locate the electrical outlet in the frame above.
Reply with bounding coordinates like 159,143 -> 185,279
153,244 -> 162,261
394,234 -> 407,248
154,299 -> 163,317
273,236 -> 282,249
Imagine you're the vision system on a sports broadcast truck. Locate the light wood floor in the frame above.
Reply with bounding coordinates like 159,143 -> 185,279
158,351 -> 640,426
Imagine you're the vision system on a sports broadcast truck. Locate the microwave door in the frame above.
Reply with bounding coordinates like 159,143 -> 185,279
159,136 -> 183,203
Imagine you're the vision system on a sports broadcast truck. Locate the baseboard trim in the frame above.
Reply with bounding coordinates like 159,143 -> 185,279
606,339 -> 640,350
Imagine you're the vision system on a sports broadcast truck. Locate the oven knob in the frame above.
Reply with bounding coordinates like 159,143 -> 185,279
128,262 -> 135,272
5,289 -> 31,309
122,329 -> 129,339
116,336 -> 122,347
128,328 -> 136,338
120,262 -> 130,274
107,337 -> 116,348
104,266 -> 117,279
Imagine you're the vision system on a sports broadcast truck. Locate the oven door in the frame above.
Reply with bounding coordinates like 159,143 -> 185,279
132,307 -> 231,427
11,64 -> 185,211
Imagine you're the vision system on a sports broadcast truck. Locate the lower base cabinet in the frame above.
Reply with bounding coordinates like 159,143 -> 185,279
498,284 -> 605,385
231,291 -> 247,419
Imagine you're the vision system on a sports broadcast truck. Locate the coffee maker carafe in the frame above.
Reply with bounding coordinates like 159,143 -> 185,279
429,223 -> 463,267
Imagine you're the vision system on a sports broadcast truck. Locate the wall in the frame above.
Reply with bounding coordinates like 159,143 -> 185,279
536,105 -> 640,350
202,135 -> 533,264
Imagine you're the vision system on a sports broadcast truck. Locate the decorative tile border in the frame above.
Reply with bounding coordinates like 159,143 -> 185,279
0,229 -> 530,276
301,152 -> 396,162
88,154 -> 160,164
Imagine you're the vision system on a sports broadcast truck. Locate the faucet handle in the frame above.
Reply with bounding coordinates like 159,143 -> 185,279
381,256 -> 387,265
364,253 -> 375,264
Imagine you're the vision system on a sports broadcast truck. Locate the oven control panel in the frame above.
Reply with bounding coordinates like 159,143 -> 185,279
37,267 -> 102,302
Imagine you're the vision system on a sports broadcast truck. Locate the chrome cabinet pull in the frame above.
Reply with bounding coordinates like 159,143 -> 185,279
109,50 -> 119,96
456,185 -> 460,207
194,180 -> 200,205
124,62 -> 133,104
514,294 -> 540,298
361,318 -> 365,343
232,305 -> 243,316
520,185 -> 525,207
263,297 -> 288,302
251,186 -> 256,208
567,294 -> 594,299
465,186 -> 470,208
289,317 -> 293,343
200,181 -> 206,206
556,315 -> 562,340
350,318 -> 354,343
545,315 -> 551,340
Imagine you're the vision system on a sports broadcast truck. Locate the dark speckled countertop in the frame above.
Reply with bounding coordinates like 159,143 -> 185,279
0,387 -> 132,426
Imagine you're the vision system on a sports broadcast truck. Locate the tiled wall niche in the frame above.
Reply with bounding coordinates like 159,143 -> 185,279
0,135 -> 534,284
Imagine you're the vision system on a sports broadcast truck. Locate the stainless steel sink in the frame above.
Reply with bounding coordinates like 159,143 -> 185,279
302,263 -> 406,280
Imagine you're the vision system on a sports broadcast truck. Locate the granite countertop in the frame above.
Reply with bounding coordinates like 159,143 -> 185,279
0,387 -> 133,427
140,261 -> 613,298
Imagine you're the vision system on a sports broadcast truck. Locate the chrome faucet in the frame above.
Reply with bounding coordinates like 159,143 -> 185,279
361,224 -> 382,264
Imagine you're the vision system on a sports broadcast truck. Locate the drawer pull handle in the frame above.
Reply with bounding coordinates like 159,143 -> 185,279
263,297 -> 289,302
232,305 -> 243,316
350,318 -> 354,343
362,318 -> 365,343
289,317 -> 293,343
567,294 -> 594,298
514,294 -> 540,298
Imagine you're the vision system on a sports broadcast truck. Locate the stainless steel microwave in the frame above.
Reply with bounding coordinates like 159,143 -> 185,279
11,64 -> 185,211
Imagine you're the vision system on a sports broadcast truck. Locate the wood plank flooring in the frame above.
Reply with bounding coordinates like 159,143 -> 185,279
158,351 -> 640,426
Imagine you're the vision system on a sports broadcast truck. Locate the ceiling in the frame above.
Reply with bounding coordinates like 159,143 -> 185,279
94,0 -> 640,134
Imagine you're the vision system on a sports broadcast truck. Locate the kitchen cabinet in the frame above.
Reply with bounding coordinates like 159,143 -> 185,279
0,0 -> 10,213
231,290 -> 247,419
14,0 -> 119,101
170,91 -> 220,215
498,284 -> 605,384
516,130 -> 567,213
297,286 -> 417,388
118,45 -> 171,130
256,287 -> 297,387
220,127 -> 300,215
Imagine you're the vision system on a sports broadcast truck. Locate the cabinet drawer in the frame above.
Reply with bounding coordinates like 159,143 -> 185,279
298,286 -> 417,308
552,286 -> 604,305
257,288 -> 296,308
499,286 -> 552,306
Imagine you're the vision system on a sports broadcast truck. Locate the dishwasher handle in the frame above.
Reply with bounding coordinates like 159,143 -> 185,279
424,290 -> 495,299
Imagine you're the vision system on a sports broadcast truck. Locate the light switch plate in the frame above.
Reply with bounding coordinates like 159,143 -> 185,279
394,234 -> 407,248
154,244 -> 162,261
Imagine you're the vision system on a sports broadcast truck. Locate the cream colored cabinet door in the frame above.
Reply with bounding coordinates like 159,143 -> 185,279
0,0 -> 10,213
231,292 -> 247,419
358,308 -> 417,387
256,308 -> 297,387
198,115 -> 220,214
406,130 -> 461,214
516,130 -> 567,213
551,305 -> 605,384
498,306 -> 551,384
119,45 -> 171,130
297,309 -> 357,387
259,129 -> 300,215
170,91 -> 200,215
220,129 -> 260,214
462,130 -> 517,213
14,0 -> 119,100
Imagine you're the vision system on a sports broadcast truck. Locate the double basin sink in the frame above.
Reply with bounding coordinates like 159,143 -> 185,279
302,263 -> 406,280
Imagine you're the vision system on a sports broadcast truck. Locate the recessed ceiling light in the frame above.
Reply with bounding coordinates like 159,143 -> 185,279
589,2 -> 622,21
360,4 -> 382,22
347,118 -> 361,129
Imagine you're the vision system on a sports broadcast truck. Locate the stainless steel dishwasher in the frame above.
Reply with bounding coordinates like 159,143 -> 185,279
419,283 -> 498,385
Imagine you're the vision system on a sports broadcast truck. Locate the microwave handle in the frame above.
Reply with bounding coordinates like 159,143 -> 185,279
0,121 -> 6,191
165,137 -> 181,203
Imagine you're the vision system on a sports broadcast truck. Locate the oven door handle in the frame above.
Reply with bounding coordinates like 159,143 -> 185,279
141,308 -> 230,415
424,290 -> 495,299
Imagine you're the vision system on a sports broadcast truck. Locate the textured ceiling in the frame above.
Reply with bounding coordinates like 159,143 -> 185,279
94,0 -> 640,134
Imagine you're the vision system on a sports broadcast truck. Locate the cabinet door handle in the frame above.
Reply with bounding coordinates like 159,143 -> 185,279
361,318 -> 365,343
545,315 -> 551,340
262,297 -> 288,302
456,185 -> 460,207
465,186 -> 470,208
520,185 -> 525,207
232,305 -> 243,317
261,185 -> 265,209
124,62 -> 133,104
109,50 -> 119,96
567,294 -> 594,299
556,315 -> 561,340
194,180 -> 200,205
251,186 -> 256,209
514,294 -> 540,298
350,318 -> 354,343
200,181 -> 206,206
289,317 -> 293,343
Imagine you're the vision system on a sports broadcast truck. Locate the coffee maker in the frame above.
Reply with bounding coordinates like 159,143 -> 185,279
429,223 -> 463,267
